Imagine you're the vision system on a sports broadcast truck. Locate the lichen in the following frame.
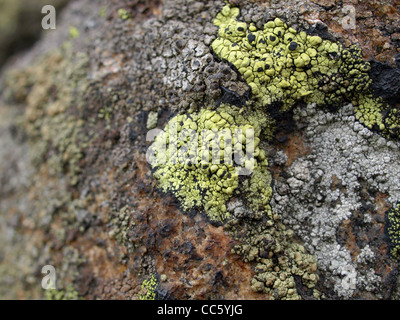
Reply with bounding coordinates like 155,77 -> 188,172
4,43 -> 89,186
138,275 -> 158,300
68,26 -> 80,39
386,204 -> 400,259
146,3 -> 400,299
227,217 -> 320,300
44,285 -> 83,300
149,104 -> 274,223
146,111 -> 159,130
382,106 -> 400,139
211,4 -> 398,140
118,8 -> 131,20
1,41 -> 92,298
99,6 -> 107,18
108,205 -> 136,252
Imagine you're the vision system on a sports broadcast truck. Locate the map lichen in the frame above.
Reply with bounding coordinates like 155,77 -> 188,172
148,104 -> 274,223
211,4 -> 398,140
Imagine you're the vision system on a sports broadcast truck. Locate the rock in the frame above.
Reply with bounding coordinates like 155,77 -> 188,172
0,0 -> 69,68
0,0 -> 399,300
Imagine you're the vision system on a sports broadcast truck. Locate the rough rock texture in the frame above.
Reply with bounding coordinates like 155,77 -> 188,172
0,0 -> 399,300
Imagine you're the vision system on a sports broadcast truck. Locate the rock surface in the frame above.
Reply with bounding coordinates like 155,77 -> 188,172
0,0 -> 399,300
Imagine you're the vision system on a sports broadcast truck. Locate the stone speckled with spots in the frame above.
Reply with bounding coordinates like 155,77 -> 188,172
0,0 -> 400,300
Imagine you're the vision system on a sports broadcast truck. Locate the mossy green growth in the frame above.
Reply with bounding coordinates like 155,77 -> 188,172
212,4 -> 399,139
386,204 -> 400,259
149,104 -> 274,223
138,275 -> 158,300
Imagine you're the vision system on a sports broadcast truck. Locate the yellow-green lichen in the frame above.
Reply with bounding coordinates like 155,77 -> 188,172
386,204 -> 400,259
382,106 -> 400,139
147,111 -> 159,130
138,275 -> 158,300
149,104 -> 274,223
118,8 -> 131,20
99,6 -> 107,18
355,94 -> 385,131
353,93 -> 400,140
211,4 -> 398,139
68,26 -> 80,39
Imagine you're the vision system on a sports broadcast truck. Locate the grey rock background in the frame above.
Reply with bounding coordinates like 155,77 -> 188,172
0,0 -> 399,299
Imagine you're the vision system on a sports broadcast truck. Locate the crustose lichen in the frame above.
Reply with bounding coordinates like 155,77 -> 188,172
211,4 -> 400,140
